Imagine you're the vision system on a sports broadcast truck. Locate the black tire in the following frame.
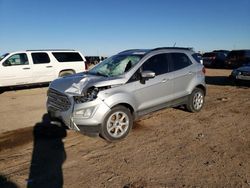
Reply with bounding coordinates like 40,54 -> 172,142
186,88 -> 205,113
59,70 -> 74,77
100,105 -> 133,142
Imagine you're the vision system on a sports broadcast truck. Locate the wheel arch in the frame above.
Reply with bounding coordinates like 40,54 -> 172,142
58,69 -> 76,76
110,103 -> 135,119
195,84 -> 206,95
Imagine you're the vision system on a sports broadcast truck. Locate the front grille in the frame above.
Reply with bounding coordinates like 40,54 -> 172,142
47,88 -> 71,112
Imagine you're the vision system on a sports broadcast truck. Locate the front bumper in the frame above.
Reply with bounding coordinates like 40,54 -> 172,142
47,97 -> 111,135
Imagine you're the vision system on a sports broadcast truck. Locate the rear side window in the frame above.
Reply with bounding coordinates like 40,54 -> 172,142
32,53 -> 50,64
170,53 -> 192,71
142,53 -> 169,76
52,52 -> 83,62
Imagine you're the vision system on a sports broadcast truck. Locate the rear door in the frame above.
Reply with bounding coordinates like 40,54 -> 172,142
30,52 -> 56,83
169,53 -> 195,99
0,53 -> 32,86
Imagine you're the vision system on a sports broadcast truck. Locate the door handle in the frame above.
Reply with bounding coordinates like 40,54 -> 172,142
46,66 -> 53,68
162,79 -> 168,83
22,67 -> 30,70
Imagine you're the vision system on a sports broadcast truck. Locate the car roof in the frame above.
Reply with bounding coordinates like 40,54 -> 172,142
26,49 -> 75,52
118,47 -> 193,56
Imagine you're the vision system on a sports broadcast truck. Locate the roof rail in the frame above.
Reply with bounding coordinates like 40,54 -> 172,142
26,49 -> 75,52
150,47 -> 193,51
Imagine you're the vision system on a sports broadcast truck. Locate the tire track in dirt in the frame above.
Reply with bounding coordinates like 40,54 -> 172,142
0,127 -> 33,152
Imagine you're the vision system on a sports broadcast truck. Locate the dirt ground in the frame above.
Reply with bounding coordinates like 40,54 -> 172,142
0,69 -> 249,188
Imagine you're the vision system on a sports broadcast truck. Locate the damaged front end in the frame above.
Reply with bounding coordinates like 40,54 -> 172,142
47,73 -> 124,135
73,86 -> 110,104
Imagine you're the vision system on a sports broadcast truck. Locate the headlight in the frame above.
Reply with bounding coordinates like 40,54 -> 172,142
74,107 -> 95,118
74,87 -> 99,104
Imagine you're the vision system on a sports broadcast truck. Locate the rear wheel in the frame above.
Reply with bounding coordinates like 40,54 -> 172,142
100,106 -> 133,142
186,88 -> 205,112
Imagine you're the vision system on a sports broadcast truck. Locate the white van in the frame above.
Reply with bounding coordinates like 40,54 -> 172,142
0,50 -> 86,87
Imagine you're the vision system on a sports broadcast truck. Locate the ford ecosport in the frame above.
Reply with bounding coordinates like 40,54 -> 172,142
47,47 -> 206,141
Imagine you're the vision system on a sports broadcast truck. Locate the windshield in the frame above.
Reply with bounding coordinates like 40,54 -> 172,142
88,54 -> 142,77
0,53 -> 9,61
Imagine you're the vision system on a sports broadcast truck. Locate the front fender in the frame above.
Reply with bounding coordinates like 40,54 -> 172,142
102,92 -> 137,112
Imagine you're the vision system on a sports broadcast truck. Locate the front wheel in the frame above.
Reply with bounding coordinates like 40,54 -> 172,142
100,106 -> 133,142
186,88 -> 205,112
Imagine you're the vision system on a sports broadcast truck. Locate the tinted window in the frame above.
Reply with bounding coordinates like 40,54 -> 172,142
32,53 -> 50,64
52,52 -> 83,62
170,53 -> 192,71
245,50 -> 250,57
142,53 -> 169,75
3,53 -> 28,66
228,51 -> 244,58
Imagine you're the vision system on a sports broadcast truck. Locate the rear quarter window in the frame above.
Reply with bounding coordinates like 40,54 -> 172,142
171,53 -> 192,71
192,53 -> 202,63
52,52 -> 83,62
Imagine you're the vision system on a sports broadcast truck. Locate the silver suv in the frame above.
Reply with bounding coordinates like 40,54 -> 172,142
47,47 -> 206,141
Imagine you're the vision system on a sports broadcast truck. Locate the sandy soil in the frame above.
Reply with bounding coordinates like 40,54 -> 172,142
0,69 -> 249,188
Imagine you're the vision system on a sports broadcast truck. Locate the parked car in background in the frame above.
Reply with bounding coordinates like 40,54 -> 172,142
213,50 -> 230,57
202,52 -> 227,68
225,50 -> 250,68
0,50 -> 86,88
229,63 -> 250,84
47,47 -> 206,141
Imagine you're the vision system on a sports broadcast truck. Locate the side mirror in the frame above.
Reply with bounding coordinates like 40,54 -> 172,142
140,70 -> 155,84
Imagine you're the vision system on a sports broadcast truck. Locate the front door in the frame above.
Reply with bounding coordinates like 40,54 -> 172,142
0,53 -> 32,86
130,53 -> 174,113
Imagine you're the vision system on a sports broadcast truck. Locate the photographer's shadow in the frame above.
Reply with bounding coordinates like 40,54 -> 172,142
27,114 -> 67,188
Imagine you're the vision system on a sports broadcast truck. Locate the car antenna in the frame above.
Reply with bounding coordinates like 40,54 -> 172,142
173,42 -> 176,47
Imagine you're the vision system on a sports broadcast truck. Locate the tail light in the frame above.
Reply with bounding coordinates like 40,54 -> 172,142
209,56 -> 216,60
202,67 -> 206,74
85,62 -> 88,71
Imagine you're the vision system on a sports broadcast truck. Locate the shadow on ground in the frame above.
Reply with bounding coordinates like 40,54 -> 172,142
27,114 -> 67,188
205,76 -> 231,86
0,84 -> 49,94
0,174 -> 18,188
206,76 -> 250,87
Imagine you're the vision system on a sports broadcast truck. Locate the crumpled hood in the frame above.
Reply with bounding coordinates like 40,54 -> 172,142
236,65 -> 250,72
49,72 -> 126,96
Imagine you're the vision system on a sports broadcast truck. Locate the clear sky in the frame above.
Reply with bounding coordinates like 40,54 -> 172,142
0,0 -> 249,56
